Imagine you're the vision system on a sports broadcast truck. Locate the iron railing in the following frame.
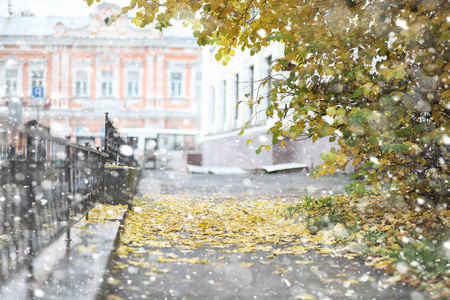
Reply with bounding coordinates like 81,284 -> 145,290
0,114 -> 137,288
0,124 -> 106,286
104,113 -> 137,167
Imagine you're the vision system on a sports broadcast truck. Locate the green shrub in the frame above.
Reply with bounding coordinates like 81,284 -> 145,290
282,195 -> 357,233
394,229 -> 449,280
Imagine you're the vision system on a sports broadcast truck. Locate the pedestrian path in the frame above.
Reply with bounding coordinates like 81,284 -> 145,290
0,205 -> 127,300
1,171 -> 440,299
102,171 -> 435,300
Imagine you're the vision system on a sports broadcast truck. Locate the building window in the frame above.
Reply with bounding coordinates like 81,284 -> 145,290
248,65 -> 254,119
235,73 -> 239,123
31,70 -> 44,87
101,71 -> 113,97
126,70 -> 140,97
29,69 -> 46,102
259,55 -> 272,123
0,55 -> 24,98
5,69 -> 18,95
222,80 -> 227,127
74,70 -> 88,97
211,87 -> 216,131
169,72 -> 183,98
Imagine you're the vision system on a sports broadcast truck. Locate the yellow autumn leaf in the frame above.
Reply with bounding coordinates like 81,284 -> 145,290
157,256 -> 174,263
166,253 -> 179,259
273,268 -> 289,274
295,294 -> 316,300
113,263 -> 128,270
290,245 -> 307,254
104,295 -> 125,300
382,274 -> 402,284
150,267 -> 171,273
343,279 -> 360,284
240,262 -> 254,267
390,243 -> 401,250
128,260 -> 151,268
182,257 -> 200,264
107,278 -> 122,285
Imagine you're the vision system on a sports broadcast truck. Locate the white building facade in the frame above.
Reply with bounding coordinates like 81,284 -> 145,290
200,44 -> 339,171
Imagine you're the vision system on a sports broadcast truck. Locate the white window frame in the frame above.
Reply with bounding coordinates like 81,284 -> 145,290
5,69 -> 19,96
166,61 -> 187,101
95,52 -> 120,99
74,70 -> 89,97
100,70 -> 114,97
31,70 -> 44,88
211,86 -> 216,132
169,72 -> 183,98
247,65 -> 254,121
71,60 -> 92,98
125,70 -> 142,98
0,55 -> 24,98
220,80 -> 227,131
257,55 -> 272,124
27,59 -> 48,97
234,73 -> 240,127
127,71 -> 139,97
124,60 -> 144,99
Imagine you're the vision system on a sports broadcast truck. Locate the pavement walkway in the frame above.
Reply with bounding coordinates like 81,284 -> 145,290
0,213 -> 125,300
102,170 -> 435,300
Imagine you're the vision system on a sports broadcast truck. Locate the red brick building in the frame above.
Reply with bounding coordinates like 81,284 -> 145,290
0,3 -> 200,164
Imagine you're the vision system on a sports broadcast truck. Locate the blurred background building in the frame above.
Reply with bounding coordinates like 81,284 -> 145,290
200,44 -> 337,172
0,3 -> 200,168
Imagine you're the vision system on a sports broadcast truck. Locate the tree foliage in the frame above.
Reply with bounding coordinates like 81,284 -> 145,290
86,0 -> 450,204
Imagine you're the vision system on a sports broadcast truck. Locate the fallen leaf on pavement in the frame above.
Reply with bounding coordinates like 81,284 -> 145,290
295,294 -> 316,300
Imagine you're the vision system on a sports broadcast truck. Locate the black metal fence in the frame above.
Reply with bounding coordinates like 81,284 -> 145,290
104,113 -> 137,167
0,114 -> 137,287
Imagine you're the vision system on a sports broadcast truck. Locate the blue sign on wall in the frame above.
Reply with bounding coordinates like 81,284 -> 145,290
32,86 -> 44,98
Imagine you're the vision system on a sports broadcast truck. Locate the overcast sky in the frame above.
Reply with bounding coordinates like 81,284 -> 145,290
0,0 -> 131,17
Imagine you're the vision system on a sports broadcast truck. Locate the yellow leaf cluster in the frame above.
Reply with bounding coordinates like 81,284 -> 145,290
105,193 -> 450,298
88,203 -> 128,222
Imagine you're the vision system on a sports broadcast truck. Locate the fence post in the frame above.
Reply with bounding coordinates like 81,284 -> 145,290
25,132 -> 37,299
65,136 -> 72,245
8,128 -> 16,185
98,147 -> 106,204
104,112 -> 110,162
84,143 -> 91,220
25,134 -> 37,252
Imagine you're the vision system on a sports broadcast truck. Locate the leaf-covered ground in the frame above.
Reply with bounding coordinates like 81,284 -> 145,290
280,193 -> 449,298
100,192 -> 449,299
